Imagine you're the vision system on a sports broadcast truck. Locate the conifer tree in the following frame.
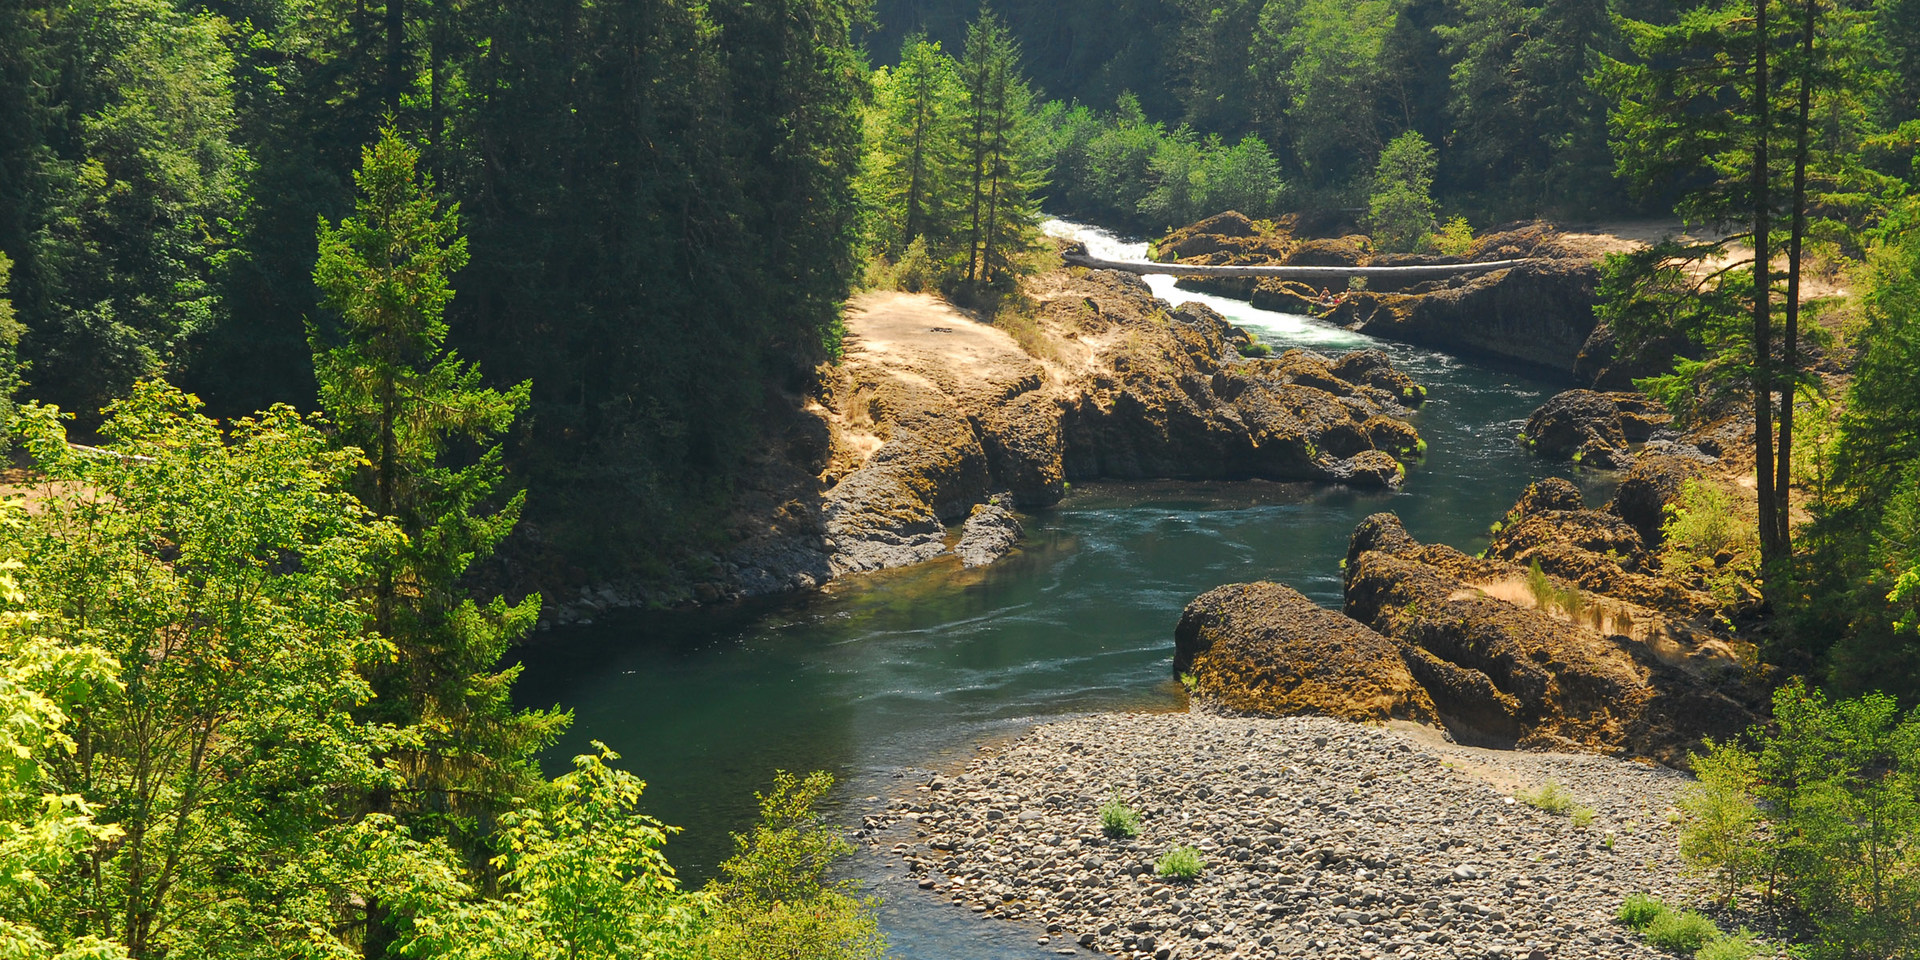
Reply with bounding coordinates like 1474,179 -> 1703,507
309,128 -> 566,901
1367,131 -> 1438,253
869,34 -> 966,261
1597,0 -> 1879,593
959,7 -> 1044,285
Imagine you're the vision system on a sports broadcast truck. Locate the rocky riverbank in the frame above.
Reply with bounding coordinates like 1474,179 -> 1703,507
1154,212 -> 1677,381
864,710 -> 1730,960
544,263 -> 1432,624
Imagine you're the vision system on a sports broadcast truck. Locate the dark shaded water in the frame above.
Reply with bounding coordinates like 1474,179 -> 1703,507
512,221 -> 1595,956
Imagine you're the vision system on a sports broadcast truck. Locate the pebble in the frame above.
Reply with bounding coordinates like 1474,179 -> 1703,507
860,712 -> 1712,959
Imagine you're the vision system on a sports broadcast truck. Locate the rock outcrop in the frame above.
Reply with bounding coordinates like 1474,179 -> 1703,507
1050,270 -> 1425,486
954,500 -> 1023,568
1173,581 -> 1437,723
581,267 -> 1434,617
1338,511 -> 1757,764
1522,389 -> 1672,467
1159,216 -> 1610,377
1326,258 -> 1600,375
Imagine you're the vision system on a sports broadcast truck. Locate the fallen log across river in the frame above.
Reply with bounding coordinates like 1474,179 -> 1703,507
1062,251 -> 1537,281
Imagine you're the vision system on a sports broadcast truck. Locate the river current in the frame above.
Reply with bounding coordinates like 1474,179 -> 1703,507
513,221 -> 1592,957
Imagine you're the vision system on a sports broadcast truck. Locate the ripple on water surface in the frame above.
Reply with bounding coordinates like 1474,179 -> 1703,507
512,219 -> 1599,954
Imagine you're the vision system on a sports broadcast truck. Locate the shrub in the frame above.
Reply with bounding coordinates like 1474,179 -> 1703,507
1099,792 -> 1141,839
1644,909 -> 1718,953
1155,846 -> 1205,880
1430,216 -> 1474,257
1237,340 -> 1274,358
1675,680 -> 1920,958
1676,742 -> 1762,907
1659,479 -> 1760,606
701,771 -> 888,960
1695,929 -> 1761,960
1618,893 -> 1667,930
1516,780 -> 1577,816
895,235 -> 937,293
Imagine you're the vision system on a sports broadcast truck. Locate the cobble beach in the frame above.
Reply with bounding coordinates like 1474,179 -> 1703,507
864,712 -> 1708,960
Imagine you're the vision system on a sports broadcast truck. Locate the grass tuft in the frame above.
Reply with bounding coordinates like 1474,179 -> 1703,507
1516,779 -> 1577,816
1099,792 -> 1140,839
1155,845 -> 1205,880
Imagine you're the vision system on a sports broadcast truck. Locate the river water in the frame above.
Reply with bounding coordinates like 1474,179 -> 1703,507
513,221 -> 1590,956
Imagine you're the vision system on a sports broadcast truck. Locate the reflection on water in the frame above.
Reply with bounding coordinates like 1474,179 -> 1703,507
512,220 -> 1597,955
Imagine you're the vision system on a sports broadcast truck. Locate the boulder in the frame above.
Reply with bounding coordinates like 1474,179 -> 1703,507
1342,512 -> 1758,763
1174,581 -> 1437,723
954,500 -> 1023,568
1283,236 -> 1369,267
1248,279 -> 1324,315
1330,259 -> 1601,375
1523,389 -> 1672,467
1158,211 -> 1293,264
1605,453 -> 1706,550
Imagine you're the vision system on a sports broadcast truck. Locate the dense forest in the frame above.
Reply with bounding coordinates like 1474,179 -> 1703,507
4,0 -> 1920,953
871,0 -> 1920,231
0,0 -> 866,579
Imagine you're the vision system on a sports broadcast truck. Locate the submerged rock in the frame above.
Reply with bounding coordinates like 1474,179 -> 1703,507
1173,581 -> 1437,723
953,500 -> 1022,568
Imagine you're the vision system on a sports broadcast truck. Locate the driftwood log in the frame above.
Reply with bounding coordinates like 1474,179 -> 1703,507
1062,252 -> 1534,282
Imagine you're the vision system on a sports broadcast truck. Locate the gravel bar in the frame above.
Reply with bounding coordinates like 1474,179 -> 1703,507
863,711 -> 1711,960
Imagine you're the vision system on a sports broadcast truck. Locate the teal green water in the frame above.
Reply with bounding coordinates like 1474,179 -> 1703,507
511,221 -> 1597,956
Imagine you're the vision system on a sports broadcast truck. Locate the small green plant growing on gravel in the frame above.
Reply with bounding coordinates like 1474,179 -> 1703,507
1156,846 -> 1205,880
1617,893 -> 1666,928
1694,930 -> 1762,960
1645,909 -> 1718,953
1516,779 -> 1577,815
1619,894 -> 1744,957
1099,792 -> 1141,839
1571,805 -> 1596,829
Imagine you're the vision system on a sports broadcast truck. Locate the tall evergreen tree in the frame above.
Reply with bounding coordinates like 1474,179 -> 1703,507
1597,0 -> 1880,594
867,34 -> 966,259
309,128 -> 566,940
959,7 -> 1044,284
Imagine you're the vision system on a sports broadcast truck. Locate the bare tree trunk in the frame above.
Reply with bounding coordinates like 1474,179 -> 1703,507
1776,0 -> 1819,555
385,0 -> 405,111
1752,0 -> 1780,581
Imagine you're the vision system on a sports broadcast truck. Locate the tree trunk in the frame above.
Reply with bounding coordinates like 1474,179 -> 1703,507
385,0 -> 405,111
1752,0 -> 1780,580
1777,0 -> 1819,555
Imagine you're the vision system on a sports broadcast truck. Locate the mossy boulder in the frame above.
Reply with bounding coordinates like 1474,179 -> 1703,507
1174,581 -> 1437,723
1342,512 -> 1758,763
1523,389 -> 1672,467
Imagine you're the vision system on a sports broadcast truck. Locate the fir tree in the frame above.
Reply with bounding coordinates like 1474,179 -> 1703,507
959,6 -> 1044,285
869,34 -> 966,261
310,127 -> 567,949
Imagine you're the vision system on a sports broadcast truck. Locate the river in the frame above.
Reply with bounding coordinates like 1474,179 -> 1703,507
512,220 -> 1593,957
